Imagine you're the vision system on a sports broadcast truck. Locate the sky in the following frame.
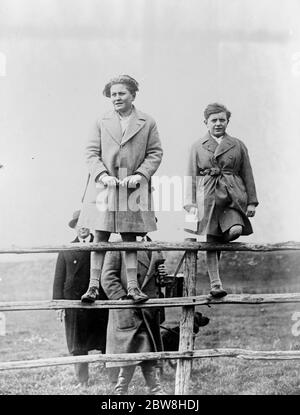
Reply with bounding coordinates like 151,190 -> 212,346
0,0 -> 300,249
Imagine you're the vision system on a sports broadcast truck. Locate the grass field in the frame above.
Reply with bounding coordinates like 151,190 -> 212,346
0,252 -> 300,395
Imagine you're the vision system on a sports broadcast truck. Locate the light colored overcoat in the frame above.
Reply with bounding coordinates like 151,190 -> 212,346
185,133 -> 258,236
78,107 -> 163,233
101,249 -> 164,367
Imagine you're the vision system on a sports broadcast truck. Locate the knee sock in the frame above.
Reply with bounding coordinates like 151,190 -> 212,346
206,251 -> 222,288
88,231 -> 110,289
124,251 -> 138,290
88,251 -> 106,288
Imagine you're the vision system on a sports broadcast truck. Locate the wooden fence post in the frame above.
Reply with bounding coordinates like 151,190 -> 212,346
174,238 -> 197,395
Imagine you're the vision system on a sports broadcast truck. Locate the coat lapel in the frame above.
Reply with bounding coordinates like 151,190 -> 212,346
214,134 -> 236,158
121,109 -> 146,145
102,111 -> 122,145
201,133 -> 218,153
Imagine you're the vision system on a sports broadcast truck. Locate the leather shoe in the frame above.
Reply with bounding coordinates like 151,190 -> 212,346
127,287 -> 149,303
208,285 -> 227,299
81,286 -> 99,303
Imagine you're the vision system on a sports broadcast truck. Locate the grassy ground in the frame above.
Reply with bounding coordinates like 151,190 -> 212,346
0,253 -> 300,395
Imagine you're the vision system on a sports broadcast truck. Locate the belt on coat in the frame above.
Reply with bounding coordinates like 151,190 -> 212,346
199,167 -> 236,176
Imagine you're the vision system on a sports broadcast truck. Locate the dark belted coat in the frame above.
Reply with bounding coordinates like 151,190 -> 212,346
184,133 -> 258,236
101,249 -> 164,367
52,235 -> 108,354
78,107 -> 163,233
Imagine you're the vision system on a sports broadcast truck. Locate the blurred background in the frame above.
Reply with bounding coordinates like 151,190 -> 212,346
0,0 -> 300,248
1,2 -> 300,395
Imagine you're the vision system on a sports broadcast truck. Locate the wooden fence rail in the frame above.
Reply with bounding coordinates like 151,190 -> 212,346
1,293 -> 300,312
1,349 -> 300,372
0,241 -> 300,254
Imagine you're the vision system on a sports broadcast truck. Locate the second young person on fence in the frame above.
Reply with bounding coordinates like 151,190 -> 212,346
78,75 -> 163,304
184,103 -> 258,299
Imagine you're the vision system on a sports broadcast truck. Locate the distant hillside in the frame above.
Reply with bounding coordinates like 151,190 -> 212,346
0,251 -> 300,301
0,258 -> 56,301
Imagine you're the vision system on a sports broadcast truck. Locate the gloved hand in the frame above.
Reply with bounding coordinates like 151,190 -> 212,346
100,174 -> 119,187
119,174 -> 142,188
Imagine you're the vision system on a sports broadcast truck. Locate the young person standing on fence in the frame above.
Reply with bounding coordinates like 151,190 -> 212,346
184,103 -> 258,299
52,210 -> 109,386
78,75 -> 163,304
101,235 -> 167,395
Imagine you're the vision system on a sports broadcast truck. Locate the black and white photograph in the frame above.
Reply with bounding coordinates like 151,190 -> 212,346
0,0 -> 300,400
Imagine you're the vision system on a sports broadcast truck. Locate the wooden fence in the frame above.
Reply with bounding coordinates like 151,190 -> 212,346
1,240 -> 300,395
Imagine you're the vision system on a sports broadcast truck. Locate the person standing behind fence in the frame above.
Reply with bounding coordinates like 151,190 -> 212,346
52,210 -> 108,386
101,235 -> 166,395
184,103 -> 258,299
78,74 -> 163,305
